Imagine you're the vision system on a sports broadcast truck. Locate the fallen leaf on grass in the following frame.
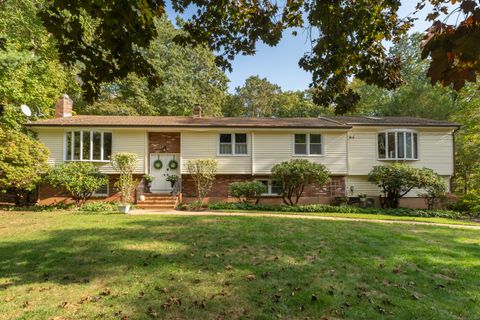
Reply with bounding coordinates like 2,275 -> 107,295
100,288 -> 111,296
225,265 -> 233,271
246,274 -> 256,281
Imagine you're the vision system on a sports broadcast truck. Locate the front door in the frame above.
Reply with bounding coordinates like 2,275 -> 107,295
150,153 -> 180,192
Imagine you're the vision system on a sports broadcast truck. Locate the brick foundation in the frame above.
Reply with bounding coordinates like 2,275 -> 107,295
181,174 -> 346,205
37,174 -> 143,205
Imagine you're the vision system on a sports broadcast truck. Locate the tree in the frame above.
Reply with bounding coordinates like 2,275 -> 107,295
222,77 -> 330,118
449,84 -> 480,194
186,159 -> 218,203
229,181 -> 267,204
420,0 -> 480,91
349,33 -> 458,119
112,153 -> 139,206
368,164 -> 446,209
46,162 -> 107,207
0,127 -> 50,204
225,76 -> 280,117
0,0 -> 79,130
271,159 -> 330,206
80,17 -> 228,117
5,1 -> 478,110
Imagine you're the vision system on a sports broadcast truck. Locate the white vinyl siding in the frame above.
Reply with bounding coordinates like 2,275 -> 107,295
348,127 -> 455,175
347,175 -> 451,198
254,131 -> 348,175
36,128 -> 145,174
181,131 -> 251,174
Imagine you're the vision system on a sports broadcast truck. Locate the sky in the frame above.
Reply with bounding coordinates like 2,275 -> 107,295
167,0 -> 436,93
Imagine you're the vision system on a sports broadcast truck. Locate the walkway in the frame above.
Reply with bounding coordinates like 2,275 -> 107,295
129,209 -> 480,230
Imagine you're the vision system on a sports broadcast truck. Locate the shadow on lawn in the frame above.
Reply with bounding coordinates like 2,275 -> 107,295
0,215 -> 479,319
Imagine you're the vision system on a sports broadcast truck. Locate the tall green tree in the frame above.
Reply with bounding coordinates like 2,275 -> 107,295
82,17 -> 228,117
223,76 -> 280,117
223,76 -> 330,118
0,0 -> 79,129
350,33 -> 458,120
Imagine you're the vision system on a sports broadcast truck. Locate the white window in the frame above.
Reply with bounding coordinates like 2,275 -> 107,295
256,179 -> 282,196
65,131 -> 112,161
378,130 -> 418,160
294,133 -> 323,155
218,133 -> 248,155
92,183 -> 109,197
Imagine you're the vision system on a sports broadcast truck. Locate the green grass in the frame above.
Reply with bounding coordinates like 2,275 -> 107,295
0,212 -> 479,319
213,209 -> 480,226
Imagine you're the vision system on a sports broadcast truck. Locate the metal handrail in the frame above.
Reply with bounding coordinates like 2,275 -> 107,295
172,178 -> 182,197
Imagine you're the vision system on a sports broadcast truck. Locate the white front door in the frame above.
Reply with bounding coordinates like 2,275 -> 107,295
150,153 -> 180,192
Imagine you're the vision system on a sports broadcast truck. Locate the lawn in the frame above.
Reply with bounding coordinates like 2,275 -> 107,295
0,212 -> 479,320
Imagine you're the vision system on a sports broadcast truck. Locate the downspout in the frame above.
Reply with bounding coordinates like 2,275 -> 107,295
451,126 -> 460,193
251,131 -> 255,176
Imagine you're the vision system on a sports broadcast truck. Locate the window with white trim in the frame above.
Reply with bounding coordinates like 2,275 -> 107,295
92,183 -> 109,197
378,130 -> 418,160
294,133 -> 323,155
218,133 -> 247,155
65,131 -> 112,161
256,179 -> 282,196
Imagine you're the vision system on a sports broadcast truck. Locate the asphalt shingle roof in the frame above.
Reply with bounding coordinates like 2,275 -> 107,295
26,115 -> 460,128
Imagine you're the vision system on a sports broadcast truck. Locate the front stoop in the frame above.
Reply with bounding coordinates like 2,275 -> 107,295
137,193 -> 176,210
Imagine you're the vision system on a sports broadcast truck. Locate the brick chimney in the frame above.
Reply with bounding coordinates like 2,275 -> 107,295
55,94 -> 73,118
193,104 -> 202,118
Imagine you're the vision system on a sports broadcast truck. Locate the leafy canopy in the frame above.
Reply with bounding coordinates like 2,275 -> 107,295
46,162 -> 107,207
271,159 -> 330,206
0,127 -> 50,194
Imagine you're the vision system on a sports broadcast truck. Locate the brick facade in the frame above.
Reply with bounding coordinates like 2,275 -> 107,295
37,174 -> 144,205
148,132 -> 180,154
181,174 -> 346,205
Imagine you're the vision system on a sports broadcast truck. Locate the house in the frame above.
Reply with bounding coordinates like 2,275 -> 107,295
27,95 -> 460,209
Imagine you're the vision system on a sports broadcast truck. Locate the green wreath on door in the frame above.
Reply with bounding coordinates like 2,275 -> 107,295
168,159 -> 178,170
153,159 -> 163,170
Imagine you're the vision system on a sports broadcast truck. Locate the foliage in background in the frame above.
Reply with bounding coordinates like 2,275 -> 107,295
229,181 -> 267,204
0,127 -> 50,203
448,193 -> 480,218
349,33 -> 458,118
186,159 -> 218,203
368,164 -> 447,209
112,153 -> 138,205
82,17 -> 228,117
222,76 -> 330,118
46,162 -> 107,207
271,159 -> 330,205
0,0 -> 79,130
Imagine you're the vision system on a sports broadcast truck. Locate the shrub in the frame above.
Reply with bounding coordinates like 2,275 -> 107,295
229,181 -> 267,204
0,127 -> 50,204
80,201 -> 118,212
368,164 -> 446,209
271,159 -> 330,205
112,153 -> 138,205
46,162 -> 108,207
186,159 -> 218,203
449,193 -> 480,218
206,202 -> 467,219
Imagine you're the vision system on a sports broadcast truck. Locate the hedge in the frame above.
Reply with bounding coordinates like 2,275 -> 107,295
206,202 -> 467,219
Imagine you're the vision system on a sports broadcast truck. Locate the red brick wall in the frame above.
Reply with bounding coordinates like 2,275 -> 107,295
181,174 -> 346,203
149,132 -> 180,154
37,174 -> 143,205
